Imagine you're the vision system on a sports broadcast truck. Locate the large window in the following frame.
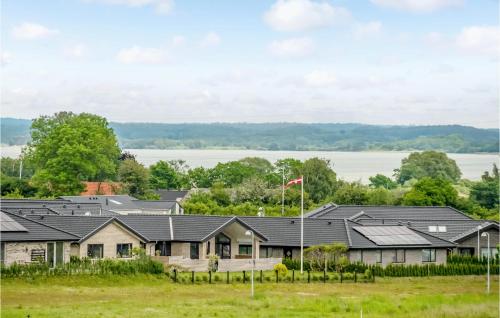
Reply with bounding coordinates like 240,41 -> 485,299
394,249 -> 405,263
239,245 -> 252,256
0,242 -> 5,264
155,241 -> 171,256
190,243 -> 199,259
47,242 -> 64,267
116,243 -> 132,258
87,244 -> 104,259
481,248 -> 499,259
422,249 -> 436,262
376,250 -> 382,263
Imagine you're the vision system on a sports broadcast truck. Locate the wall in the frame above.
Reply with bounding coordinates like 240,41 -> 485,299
78,222 -> 141,259
171,242 -> 190,258
458,229 -> 499,256
4,241 -> 71,266
349,248 -> 448,266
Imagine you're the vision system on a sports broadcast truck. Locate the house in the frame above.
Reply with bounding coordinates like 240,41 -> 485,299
81,182 -> 121,195
154,190 -> 189,202
1,199 -> 496,271
60,195 -> 183,215
306,203 -> 499,258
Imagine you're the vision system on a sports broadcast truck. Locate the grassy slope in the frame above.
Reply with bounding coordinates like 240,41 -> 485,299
1,275 -> 498,318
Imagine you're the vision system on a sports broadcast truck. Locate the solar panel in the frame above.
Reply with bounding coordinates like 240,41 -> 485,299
353,226 -> 431,246
1,212 -> 29,232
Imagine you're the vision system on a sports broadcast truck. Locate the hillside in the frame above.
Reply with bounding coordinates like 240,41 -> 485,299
1,118 -> 498,153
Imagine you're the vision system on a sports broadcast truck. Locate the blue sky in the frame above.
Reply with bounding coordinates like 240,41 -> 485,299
1,0 -> 498,127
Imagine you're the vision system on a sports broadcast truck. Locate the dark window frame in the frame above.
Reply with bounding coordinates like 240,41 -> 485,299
239,245 -> 252,255
422,249 -> 436,262
116,243 -> 132,258
87,244 -> 104,259
190,243 -> 200,259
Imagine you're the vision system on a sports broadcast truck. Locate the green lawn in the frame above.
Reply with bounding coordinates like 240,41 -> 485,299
1,275 -> 498,318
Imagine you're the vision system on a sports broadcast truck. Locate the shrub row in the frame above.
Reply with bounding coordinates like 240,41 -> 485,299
0,256 -> 164,278
447,254 -> 499,265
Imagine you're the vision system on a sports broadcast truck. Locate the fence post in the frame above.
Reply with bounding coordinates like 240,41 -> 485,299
292,270 -> 295,283
323,269 -> 326,283
209,271 -> 212,284
173,269 -> 177,283
373,270 -> 375,283
192,271 -> 194,284
243,270 -> 246,283
226,271 -> 229,284
354,270 -> 357,283
307,270 -> 310,283
275,270 -> 279,283
340,271 -> 343,283
260,270 -> 263,283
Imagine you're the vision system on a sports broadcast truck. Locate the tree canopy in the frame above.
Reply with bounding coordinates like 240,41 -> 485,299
25,112 -> 121,196
394,151 -> 462,184
402,177 -> 458,206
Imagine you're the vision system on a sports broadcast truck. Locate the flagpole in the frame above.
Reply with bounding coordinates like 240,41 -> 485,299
281,167 -> 285,216
300,175 -> 304,274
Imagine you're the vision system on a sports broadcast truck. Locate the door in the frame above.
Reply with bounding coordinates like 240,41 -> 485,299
283,247 -> 293,259
47,242 -> 64,267
215,233 -> 231,259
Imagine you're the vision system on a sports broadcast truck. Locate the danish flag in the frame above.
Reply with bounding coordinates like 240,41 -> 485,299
285,177 -> 303,188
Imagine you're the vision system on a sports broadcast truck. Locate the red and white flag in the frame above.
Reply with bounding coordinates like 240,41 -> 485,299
285,177 -> 303,188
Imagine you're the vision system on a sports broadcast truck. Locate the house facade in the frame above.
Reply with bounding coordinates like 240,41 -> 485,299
2,200 -> 497,270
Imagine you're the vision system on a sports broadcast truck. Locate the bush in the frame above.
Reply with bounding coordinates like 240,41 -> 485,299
274,263 -> 288,277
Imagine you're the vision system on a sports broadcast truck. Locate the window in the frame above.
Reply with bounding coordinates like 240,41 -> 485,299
207,241 -> 211,255
481,248 -> 499,259
31,249 -> 46,262
47,242 -> 64,267
428,225 -> 446,233
394,249 -> 405,263
155,242 -> 171,256
87,244 -> 104,259
422,249 -> 436,262
116,243 -> 132,258
190,243 -> 199,259
260,247 -> 273,258
376,250 -> 382,263
239,245 -> 252,255
0,242 -> 5,264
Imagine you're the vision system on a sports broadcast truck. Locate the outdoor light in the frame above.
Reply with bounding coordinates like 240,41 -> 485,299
481,232 -> 490,294
245,230 -> 255,298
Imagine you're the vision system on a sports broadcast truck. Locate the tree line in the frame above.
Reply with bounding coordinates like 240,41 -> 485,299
1,112 -> 498,220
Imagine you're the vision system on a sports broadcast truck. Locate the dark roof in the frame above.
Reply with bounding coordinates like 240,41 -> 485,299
25,215 -> 112,238
355,218 -> 493,242
0,198 -> 104,216
450,222 -> 499,242
60,195 -> 140,211
1,212 -> 79,242
131,200 -> 176,211
155,190 -> 189,201
240,217 -> 349,247
306,204 -> 473,221
345,220 -> 455,249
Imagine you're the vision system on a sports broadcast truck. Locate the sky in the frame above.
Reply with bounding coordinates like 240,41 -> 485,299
1,0 -> 499,127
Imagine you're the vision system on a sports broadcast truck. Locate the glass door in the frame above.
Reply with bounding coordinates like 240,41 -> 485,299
47,243 -> 55,267
47,242 -> 64,267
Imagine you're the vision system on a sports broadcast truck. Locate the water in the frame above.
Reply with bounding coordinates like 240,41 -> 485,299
1,146 -> 498,183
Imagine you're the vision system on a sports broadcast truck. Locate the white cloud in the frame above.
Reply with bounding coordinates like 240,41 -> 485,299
11,22 -> 59,39
269,37 -> 314,58
354,21 -> 382,38
200,32 -> 221,47
116,46 -> 168,64
84,0 -> 174,15
425,31 -> 444,45
1,51 -> 13,65
370,0 -> 462,12
171,35 -> 186,47
456,26 -> 500,57
304,70 -> 336,87
264,0 -> 351,32
64,44 -> 87,58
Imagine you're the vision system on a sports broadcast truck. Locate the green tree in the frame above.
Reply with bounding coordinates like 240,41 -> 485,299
367,187 -> 395,205
332,181 -> 368,205
470,164 -> 499,209
149,160 -> 180,189
1,157 -> 35,179
187,167 -> 213,188
210,161 -> 254,187
118,159 -> 149,198
301,158 -> 337,203
402,177 -> 458,206
369,174 -> 397,189
25,112 -> 120,196
210,182 -> 231,206
394,151 -> 461,184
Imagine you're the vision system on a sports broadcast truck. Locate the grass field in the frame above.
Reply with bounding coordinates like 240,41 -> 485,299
1,274 -> 498,318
